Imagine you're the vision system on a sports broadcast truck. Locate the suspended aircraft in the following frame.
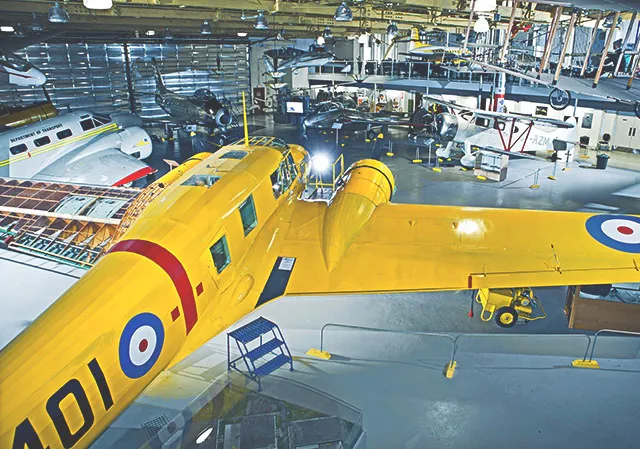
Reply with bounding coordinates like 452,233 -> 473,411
151,58 -> 238,146
262,46 -> 336,79
2,127 -> 640,448
0,34 -> 48,87
423,95 -> 577,167
0,110 -> 154,186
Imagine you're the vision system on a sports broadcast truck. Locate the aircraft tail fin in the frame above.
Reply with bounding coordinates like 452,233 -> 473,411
151,57 -> 167,92
410,27 -> 426,50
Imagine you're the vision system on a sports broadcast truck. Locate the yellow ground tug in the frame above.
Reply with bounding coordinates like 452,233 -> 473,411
475,288 -> 547,328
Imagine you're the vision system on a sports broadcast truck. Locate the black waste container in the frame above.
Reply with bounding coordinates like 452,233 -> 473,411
596,153 -> 610,170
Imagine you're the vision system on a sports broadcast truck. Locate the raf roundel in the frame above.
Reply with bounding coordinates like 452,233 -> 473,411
119,313 -> 165,379
585,214 -> 640,253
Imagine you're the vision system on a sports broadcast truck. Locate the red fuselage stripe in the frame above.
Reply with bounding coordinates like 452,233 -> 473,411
112,166 -> 156,187
109,239 -> 198,334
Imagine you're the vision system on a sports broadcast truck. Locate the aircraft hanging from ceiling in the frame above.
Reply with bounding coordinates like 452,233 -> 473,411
0,110 -> 154,186
151,58 -> 239,146
262,46 -> 338,79
2,133 -> 640,448
423,95 -> 578,167
0,33 -> 49,87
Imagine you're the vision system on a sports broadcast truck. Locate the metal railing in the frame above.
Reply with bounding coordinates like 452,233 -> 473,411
314,322 -> 640,374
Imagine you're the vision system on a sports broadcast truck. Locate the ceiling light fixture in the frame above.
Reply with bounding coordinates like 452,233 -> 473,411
237,31 -> 248,37
474,0 -> 496,12
0,25 -> 14,33
145,29 -> 156,36
48,2 -> 70,23
473,16 -> 490,33
386,21 -> 398,36
334,2 -> 353,22
322,26 -> 333,39
200,20 -> 212,35
83,0 -> 113,10
254,12 -> 269,30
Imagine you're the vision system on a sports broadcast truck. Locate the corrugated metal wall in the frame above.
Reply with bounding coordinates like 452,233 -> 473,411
0,41 -> 249,121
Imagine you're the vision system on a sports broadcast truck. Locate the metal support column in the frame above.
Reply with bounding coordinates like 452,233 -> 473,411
123,42 -> 136,114
538,6 -> 562,79
581,11 -> 603,77
627,34 -> 640,90
553,10 -> 578,85
592,11 -> 621,88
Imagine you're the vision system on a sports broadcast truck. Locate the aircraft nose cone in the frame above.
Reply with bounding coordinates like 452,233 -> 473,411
30,68 -> 47,87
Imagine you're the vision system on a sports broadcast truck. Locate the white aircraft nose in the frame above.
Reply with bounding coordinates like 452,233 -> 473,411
29,68 -> 47,87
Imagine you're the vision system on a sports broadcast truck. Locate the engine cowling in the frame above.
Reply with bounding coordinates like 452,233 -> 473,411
322,159 -> 395,270
214,107 -> 232,127
436,112 -> 458,141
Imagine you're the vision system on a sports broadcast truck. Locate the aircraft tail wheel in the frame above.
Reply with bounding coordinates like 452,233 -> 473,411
549,88 -> 571,111
495,306 -> 518,328
213,134 -> 227,147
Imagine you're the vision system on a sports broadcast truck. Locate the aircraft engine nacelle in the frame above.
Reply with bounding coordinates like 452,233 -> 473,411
322,159 -> 395,271
436,112 -> 458,141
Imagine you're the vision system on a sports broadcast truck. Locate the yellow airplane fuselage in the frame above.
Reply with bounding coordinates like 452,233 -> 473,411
0,141 -> 308,449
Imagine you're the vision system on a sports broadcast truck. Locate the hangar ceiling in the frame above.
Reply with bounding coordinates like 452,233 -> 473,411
0,0 -> 636,40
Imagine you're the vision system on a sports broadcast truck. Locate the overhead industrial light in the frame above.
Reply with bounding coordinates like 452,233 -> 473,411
237,31 -> 248,37
200,20 -> 212,35
145,29 -> 156,36
0,25 -> 14,33
48,2 -> 70,23
254,12 -> 269,30
164,27 -> 174,40
83,0 -> 113,10
386,21 -> 398,36
474,0 -> 496,12
473,15 -> 490,33
322,26 -> 333,39
334,2 -> 353,22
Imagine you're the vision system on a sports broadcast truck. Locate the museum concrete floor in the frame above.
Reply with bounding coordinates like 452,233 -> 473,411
92,115 -> 640,449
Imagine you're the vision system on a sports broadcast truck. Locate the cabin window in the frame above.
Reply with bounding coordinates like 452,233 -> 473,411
57,129 -> 72,140
210,235 -> 230,273
239,195 -> 257,236
9,143 -> 27,155
34,136 -> 51,147
220,150 -> 248,160
80,118 -> 95,131
92,114 -> 111,126
582,113 -> 593,129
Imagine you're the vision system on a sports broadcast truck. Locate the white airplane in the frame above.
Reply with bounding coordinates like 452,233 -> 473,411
1,111 -> 155,186
0,51 -> 46,87
425,96 -> 577,167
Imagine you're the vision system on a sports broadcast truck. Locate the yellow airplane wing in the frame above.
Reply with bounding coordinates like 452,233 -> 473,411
261,161 -> 640,301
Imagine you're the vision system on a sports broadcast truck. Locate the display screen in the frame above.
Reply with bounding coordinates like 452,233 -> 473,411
286,101 -> 304,114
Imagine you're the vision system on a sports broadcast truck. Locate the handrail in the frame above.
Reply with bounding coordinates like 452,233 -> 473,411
584,329 -> 640,362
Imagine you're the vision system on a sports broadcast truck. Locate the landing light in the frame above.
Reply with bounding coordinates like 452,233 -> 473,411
454,219 -> 481,236
0,26 -> 14,33
311,154 -> 331,173
195,427 -> 214,445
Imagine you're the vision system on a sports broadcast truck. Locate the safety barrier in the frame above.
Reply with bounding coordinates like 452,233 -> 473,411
307,323 -> 640,378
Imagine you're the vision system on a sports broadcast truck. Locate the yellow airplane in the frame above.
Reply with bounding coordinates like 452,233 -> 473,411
2,131 -> 640,448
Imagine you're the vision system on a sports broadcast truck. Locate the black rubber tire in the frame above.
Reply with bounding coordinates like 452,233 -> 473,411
549,88 -> 571,110
365,129 -> 376,141
495,306 -> 518,328
212,134 -> 227,147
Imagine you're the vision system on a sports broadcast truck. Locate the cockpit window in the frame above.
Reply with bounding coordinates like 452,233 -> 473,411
220,150 -> 247,160
80,118 -> 95,131
181,174 -> 220,188
1,55 -> 29,72
92,114 -> 111,126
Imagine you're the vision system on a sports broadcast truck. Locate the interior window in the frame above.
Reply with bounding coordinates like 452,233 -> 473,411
181,174 -> 220,188
56,129 -> 72,140
80,118 -> 95,131
210,235 -> 230,273
9,143 -> 27,155
34,136 -> 51,147
239,195 -> 258,236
